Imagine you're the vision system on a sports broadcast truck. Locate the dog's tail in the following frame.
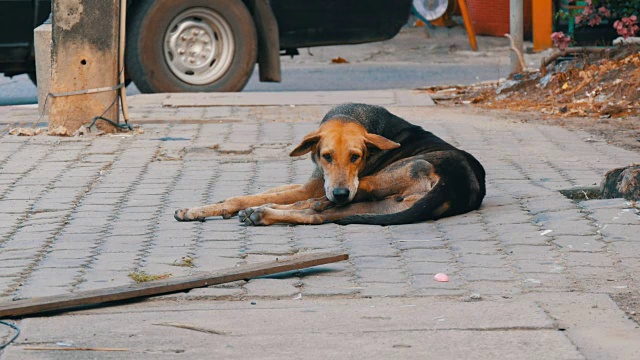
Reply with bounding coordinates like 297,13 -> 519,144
335,181 -> 449,226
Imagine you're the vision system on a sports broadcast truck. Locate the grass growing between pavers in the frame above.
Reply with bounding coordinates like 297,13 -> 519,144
128,271 -> 172,283
559,186 -> 602,202
171,256 -> 196,268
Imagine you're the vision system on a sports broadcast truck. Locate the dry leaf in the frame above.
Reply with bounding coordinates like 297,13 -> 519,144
9,128 -> 42,136
72,125 -> 89,137
331,57 -> 349,64
48,126 -> 71,136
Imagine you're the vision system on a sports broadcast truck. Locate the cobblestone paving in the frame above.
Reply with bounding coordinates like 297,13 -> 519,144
0,106 -> 638,303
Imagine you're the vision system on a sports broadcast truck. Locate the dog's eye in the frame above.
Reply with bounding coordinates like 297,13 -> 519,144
350,154 -> 360,163
322,154 -> 332,163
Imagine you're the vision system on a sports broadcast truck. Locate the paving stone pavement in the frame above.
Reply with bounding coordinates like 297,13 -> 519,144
1,99 -> 638,308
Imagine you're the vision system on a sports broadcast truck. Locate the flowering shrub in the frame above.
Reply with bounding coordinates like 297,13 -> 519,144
551,31 -> 572,51
614,15 -> 639,38
575,0 -> 612,26
552,0 -> 640,49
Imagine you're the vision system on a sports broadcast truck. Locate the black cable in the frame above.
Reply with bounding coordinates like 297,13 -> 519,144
0,320 -> 20,350
38,68 -> 133,133
87,81 -> 133,132
88,116 -> 134,131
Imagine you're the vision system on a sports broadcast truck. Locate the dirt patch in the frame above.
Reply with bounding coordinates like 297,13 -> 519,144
559,186 -> 602,201
425,46 -> 640,152
611,292 -> 640,325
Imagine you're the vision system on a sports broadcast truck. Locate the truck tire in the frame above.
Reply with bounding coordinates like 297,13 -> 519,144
126,0 -> 257,93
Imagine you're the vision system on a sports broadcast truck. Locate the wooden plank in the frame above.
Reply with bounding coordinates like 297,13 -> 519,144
533,0 -> 553,51
0,252 -> 348,318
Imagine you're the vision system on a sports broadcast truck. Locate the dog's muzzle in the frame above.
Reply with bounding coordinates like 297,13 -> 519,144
332,187 -> 351,204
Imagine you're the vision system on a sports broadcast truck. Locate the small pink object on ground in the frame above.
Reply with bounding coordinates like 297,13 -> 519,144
434,273 -> 449,282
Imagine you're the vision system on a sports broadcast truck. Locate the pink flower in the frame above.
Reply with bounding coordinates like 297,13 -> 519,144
615,16 -> 639,39
598,6 -> 611,18
551,32 -> 571,51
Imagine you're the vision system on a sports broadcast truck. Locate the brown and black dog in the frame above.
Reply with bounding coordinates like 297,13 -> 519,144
174,103 -> 485,225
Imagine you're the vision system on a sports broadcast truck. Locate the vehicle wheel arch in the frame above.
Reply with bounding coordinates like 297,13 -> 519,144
241,0 -> 281,82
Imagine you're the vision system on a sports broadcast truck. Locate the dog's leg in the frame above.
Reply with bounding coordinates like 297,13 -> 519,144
174,179 -> 323,222
238,196 -> 333,223
239,156 -> 441,226
257,184 -> 302,194
355,156 -> 439,201
242,156 -> 437,215
250,197 -> 332,211
240,194 -> 424,226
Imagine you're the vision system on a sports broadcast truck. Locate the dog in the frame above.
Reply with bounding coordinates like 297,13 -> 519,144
174,103 -> 485,226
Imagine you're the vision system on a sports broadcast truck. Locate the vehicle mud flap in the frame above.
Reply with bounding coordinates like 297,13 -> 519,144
246,0 -> 281,82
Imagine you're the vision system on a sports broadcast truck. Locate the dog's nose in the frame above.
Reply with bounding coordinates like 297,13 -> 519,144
332,188 -> 350,203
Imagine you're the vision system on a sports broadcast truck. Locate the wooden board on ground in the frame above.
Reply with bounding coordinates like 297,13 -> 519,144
0,251 -> 348,318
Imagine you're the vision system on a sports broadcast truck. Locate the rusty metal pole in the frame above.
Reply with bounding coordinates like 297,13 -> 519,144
49,0 -> 120,134
532,0 -> 553,51
510,0 -> 524,74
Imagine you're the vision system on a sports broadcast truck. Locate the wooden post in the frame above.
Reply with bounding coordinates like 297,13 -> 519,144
458,0 -> 478,51
533,0 -> 553,51
510,0 -> 524,73
49,0 -> 120,134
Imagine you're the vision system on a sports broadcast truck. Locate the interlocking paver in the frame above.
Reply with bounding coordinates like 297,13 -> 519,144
505,245 -> 558,260
520,273 -> 578,292
360,282 -> 410,297
405,261 -> 458,275
553,235 -> 606,252
450,240 -> 500,254
244,278 -> 300,298
357,268 -> 407,283
302,275 -> 360,296
457,254 -> 509,268
351,256 -> 403,269
461,267 -> 516,281
512,259 -> 566,274
467,280 -> 523,296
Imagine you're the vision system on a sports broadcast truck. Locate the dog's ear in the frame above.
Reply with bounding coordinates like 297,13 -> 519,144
290,130 -> 321,157
364,133 -> 400,150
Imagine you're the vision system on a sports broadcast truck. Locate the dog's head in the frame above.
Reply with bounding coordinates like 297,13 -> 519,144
290,119 -> 400,205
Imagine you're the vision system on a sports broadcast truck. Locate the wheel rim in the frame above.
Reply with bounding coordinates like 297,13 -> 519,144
164,8 -> 235,85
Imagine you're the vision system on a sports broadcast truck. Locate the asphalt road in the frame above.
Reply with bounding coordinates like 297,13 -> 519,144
0,63 -> 508,106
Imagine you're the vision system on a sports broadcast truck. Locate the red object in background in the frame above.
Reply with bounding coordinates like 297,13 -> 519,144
466,0 -> 533,38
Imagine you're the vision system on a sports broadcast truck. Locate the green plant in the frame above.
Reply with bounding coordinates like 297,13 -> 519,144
128,271 -> 172,283
552,0 -> 640,49
171,256 -> 195,268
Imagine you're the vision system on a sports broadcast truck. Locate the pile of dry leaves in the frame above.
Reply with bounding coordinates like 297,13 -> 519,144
428,46 -> 640,119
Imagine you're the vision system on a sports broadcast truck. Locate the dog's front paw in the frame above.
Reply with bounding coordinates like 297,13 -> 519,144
239,206 -> 268,226
174,208 -> 205,222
